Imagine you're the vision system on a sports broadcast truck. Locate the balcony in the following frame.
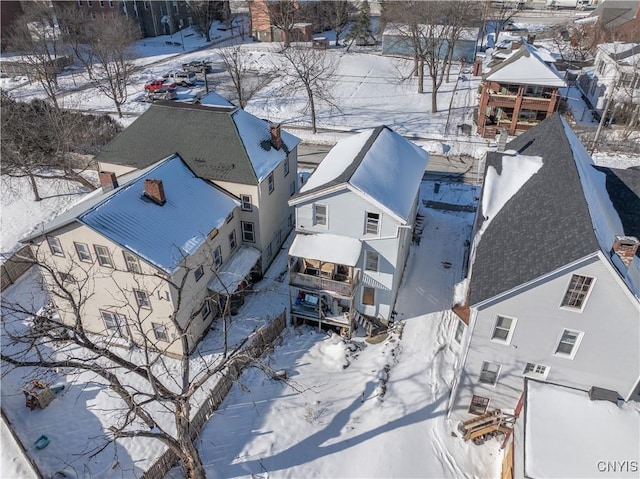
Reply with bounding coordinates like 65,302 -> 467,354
289,256 -> 357,297
521,96 -> 552,109
487,93 -> 516,108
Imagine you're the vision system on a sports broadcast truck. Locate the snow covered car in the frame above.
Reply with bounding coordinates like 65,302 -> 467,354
182,60 -> 213,74
144,79 -> 177,92
147,87 -> 177,101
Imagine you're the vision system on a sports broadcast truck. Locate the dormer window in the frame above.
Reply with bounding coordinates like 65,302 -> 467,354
365,212 -> 380,235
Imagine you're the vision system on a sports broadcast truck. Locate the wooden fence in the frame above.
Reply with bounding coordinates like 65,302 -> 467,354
1,245 -> 35,292
141,310 -> 287,479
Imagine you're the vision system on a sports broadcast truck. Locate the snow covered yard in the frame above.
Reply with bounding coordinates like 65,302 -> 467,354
174,180 -> 501,479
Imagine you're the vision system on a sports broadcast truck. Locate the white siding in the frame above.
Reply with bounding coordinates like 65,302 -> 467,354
451,255 -> 640,421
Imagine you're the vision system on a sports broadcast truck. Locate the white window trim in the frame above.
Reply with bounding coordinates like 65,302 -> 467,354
490,315 -> 517,345
134,289 -> 151,310
241,222 -> 255,243
94,245 -> 113,267
101,310 -> 128,338
553,329 -> 584,360
364,250 -> 379,272
229,230 -> 237,251
201,300 -> 211,320
559,274 -> 596,313
240,194 -> 252,212
313,203 -> 328,227
47,236 -> 64,257
123,251 -> 141,273
479,361 -> 501,386
213,245 -> 223,267
194,265 -> 204,282
523,362 -> 550,380
454,319 -> 465,344
284,156 -> 290,176
365,212 -> 380,235
268,172 -> 274,194
152,322 -> 169,342
74,242 -> 92,262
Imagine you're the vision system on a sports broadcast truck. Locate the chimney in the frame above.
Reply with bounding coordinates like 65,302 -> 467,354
144,179 -> 166,205
527,34 -> 536,45
270,123 -> 282,150
497,127 -> 509,152
611,236 -> 639,268
99,171 -> 118,192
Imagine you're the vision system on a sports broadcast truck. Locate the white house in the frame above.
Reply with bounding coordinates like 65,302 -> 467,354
23,154 -> 261,358
94,100 -> 301,276
448,114 -> 640,423
577,42 -> 640,124
287,126 -> 429,336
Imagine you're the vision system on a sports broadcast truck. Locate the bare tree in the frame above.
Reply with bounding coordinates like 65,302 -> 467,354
218,45 -> 276,108
5,1 -> 69,110
278,46 -> 340,133
315,0 -> 355,47
62,14 -> 138,118
1,237 -> 269,479
186,1 -> 230,42
441,0 -> 482,82
258,0 -> 304,48
385,1 -> 453,111
346,0 -> 373,47
482,0 -> 521,47
0,92 -> 119,200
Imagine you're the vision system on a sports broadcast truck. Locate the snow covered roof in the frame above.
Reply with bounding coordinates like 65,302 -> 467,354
198,91 -> 234,108
522,381 -> 639,479
207,246 -> 261,294
597,42 -> 640,65
484,43 -> 566,87
1,416 -> 38,479
289,233 -> 362,266
94,101 -> 300,185
25,155 -> 240,274
469,114 -> 640,305
294,126 -> 429,222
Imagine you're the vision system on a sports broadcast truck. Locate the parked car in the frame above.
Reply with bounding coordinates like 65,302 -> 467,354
144,79 -> 177,92
163,70 -> 197,86
147,87 -> 177,101
182,60 -> 213,74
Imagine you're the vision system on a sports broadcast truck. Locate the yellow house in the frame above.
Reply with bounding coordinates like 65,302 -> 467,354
23,154 -> 260,358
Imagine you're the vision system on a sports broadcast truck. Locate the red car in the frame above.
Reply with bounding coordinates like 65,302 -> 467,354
144,79 -> 177,92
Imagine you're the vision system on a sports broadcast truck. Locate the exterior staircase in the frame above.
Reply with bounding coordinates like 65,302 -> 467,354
354,312 -> 387,337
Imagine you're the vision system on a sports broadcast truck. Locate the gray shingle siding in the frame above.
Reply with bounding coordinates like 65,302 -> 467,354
468,114 -> 601,306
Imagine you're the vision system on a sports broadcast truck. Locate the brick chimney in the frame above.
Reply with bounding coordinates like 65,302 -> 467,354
99,171 -> 118,192
144,179 -> 166,206
270,123 -> 282,150
611,236 -> 639,267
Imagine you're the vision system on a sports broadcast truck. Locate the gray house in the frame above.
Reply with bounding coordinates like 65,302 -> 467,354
449,114 -> 640,423
95,101 -> 300,275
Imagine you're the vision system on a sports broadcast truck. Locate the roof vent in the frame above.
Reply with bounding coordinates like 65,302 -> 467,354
611,235 -> 639,268
99,171 -> 118,193
270,123 -> 282,150
144,179 -> 166,206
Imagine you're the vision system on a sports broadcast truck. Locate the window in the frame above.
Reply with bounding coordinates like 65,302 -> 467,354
47,236 -> 64,256
201,301 -> 211,319
284,156 -> 290,176
365,212 -> 380,235
109,0 -> 114,7
491,315 -> 516,344
313,204 -> 327,226
268,172 -> 274,193
152,322 -> 168,342
99,0 -> 104,7
479,361 -> 501,385
134,289 -> 151,309
266,244 -> 272,259
241,222 -> 255,242
524,363 -> 549,378
555,329 -> 583,358
454,319 -> 465,343
94,245 -> 113,267
229,230 -> 237,251
597,60 -> 605,75
123,251 -> 141,273
365,250 -> 379,272
213,245 -> 223,267
74,242 -> 92,262
225,212 -> 234,223
101,311 -> 127,338
194,265 -> 204,282
241,194 -> 252,211
362,286 -> 375,306
289,181 -> 296,197
469,395 -> 490,415
561,275 -> 594,310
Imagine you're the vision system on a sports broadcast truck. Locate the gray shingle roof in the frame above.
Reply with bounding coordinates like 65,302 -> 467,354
595,165 -> 640,256
94,102 -> 298,185
468,114 -> 601,306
